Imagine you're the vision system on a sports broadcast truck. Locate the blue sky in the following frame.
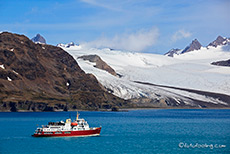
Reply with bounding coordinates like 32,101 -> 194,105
0,0 -> 229,54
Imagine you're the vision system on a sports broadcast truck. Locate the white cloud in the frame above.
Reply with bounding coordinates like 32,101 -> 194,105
83,27 -> 159,52
80,0 -> 123,12
171,30 -> 191,42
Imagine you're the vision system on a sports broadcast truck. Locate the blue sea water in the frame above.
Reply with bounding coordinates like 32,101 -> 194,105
0,109 -> 229,154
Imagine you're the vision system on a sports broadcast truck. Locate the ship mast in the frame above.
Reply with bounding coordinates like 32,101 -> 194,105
76,111 -> 80,120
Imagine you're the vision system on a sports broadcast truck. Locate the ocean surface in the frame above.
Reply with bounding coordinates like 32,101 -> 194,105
0,109 -> 229,154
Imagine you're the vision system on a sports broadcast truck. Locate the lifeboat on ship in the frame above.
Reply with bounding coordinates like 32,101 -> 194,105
71,122 -> 78,126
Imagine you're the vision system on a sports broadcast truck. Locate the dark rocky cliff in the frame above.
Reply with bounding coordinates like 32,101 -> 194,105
78,55 -> 117,76
0,32 -> 131,111
211,59 -> 230,67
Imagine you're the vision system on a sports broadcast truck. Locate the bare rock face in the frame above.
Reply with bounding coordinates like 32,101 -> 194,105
78,55 -> 117,76
0,32 -> 130,111
165,36 -> 230,57
31,34 -> 46,44
211,59 -> 230,67
164,48 -> 181,57
208,36 -> 229,47
164,39 -> 202,56
181,39 -> 202,54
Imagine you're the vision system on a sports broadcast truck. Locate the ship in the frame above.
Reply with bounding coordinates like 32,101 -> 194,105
32,112 -> 101,137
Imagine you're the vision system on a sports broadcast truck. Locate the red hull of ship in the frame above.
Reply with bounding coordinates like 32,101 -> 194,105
32,127 -> 101,137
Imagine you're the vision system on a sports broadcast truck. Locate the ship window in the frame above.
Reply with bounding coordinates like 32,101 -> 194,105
50,127 -> 61,129
55,132 -> 62,134
64,131 -> 71,134
44,132 -> 53,134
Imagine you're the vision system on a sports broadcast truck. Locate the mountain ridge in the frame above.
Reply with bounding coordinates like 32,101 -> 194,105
0,32 -> 131,112
165,35 -> 229,57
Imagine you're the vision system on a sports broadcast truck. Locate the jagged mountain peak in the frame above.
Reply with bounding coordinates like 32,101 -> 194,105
208,35 -> 229,47
217,35 -> 224,40
181,39 -> 202,54
66,42 -> 75,48
31,33 -> 46,44
164,48 -> 181,57
165,35 -> 230,57
165,39 -> 202,57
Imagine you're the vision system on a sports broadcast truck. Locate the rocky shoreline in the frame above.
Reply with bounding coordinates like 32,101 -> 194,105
1,101 -> 229,112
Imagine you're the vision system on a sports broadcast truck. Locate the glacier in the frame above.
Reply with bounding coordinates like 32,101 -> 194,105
59,43 -> 230,107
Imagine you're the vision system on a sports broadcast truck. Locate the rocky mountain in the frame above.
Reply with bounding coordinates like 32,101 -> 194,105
208,36 -> 230,47
78,55 -> 117,76
31,34 -> 46,44
211,59 -> 230,67
165,36 -> 230,57
164,48 -> 181,57
181,39 -> 202,54
164,39 -> 202,57
0,32 -> 131,112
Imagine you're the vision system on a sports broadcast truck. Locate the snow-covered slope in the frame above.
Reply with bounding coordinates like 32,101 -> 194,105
60,43 -> 230,107
57,42 -> 81,49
